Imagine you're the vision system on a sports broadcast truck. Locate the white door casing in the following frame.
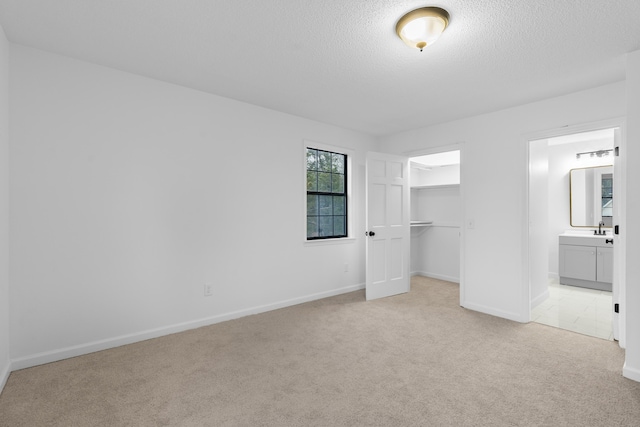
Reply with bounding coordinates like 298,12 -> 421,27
365,152 -> 410,300
525,119 -> 625,346
528,139 -> 550,315
612,127 -> 624,343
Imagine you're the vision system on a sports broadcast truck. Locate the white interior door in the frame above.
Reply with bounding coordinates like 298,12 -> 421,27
612,127 -> 624,343
365,152 -> 410,300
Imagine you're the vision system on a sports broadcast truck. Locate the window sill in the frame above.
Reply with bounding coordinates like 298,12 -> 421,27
304,237 -> 357,247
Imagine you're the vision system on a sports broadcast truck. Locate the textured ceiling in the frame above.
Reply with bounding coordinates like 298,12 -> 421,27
1,0 -> 639,136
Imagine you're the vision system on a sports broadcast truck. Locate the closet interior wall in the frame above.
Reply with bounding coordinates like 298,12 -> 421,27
410,164 -> 461,283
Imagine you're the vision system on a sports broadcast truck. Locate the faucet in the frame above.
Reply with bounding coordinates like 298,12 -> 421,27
595,221 -> 606,236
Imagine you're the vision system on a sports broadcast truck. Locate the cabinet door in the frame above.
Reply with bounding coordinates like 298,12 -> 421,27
559,244 -> 596,281
596,246 -> 614,283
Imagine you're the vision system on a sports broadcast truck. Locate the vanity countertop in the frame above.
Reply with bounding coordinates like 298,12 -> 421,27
559,232 -> 612,247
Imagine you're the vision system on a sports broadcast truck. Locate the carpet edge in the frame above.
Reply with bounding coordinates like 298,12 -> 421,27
10,282 -> 365,371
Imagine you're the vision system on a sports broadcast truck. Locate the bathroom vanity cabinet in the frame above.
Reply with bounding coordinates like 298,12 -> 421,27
559,234 -> 613,291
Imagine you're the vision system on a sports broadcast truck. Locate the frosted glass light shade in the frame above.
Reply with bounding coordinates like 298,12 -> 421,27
396,7 -> 450,51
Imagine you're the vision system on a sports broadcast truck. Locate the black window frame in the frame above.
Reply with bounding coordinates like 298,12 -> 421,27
306,147 -> 348,240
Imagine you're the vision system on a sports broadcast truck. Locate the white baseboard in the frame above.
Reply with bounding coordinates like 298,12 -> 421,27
11,283 -> 365,371
623,362 -> 640,383
411,271 -> 460,284
530,289 -> 550,309
461,300 -> 526,323
0,360 -> 10,394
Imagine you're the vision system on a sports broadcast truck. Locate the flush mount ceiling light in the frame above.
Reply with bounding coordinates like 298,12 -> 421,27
396,7 -> 450,51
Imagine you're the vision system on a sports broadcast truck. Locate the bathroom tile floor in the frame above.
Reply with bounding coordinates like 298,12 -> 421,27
531,280 -> 613,340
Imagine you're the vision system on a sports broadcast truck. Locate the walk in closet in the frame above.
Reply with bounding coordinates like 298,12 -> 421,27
410,151 -> 461,283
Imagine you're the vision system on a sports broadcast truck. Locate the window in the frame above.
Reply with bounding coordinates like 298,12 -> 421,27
306,147 -> 348,240
601,173 -> 613,218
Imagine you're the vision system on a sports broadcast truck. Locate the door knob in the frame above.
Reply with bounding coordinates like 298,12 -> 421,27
365,231 -> 376,237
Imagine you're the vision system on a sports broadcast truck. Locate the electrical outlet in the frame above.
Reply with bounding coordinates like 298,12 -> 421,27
204,284 -> 213,297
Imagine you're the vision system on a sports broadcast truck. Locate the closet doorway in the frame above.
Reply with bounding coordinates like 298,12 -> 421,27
409,150 -> 461,284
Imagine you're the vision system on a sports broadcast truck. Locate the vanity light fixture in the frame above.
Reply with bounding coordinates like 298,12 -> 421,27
396,7 -> 450,51
576,149 -> 613,159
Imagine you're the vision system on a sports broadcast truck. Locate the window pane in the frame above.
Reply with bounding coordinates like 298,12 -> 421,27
306,149 -> 317,171
318,150 -> 332,172
333,216 -> 345,236
602,198 -> 613,217
602,174 -> 613,217
602,178 -> 613,197
319,195 -> 332,215
306,171 -> 317,191
319,216 -> 333,237
332,153 -> 344,174
333,196 -> 345,215
318,172 -> 332,192
307,216 -> 319,238
331,174 -> 344,194
307,195 -> 318,215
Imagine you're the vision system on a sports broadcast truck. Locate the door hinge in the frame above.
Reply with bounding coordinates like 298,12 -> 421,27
615,146 -> 620,156
615,225 -> 619,235
614,303 -> 619,314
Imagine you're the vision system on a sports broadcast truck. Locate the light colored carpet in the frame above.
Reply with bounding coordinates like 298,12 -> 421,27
1,276 -> 639,426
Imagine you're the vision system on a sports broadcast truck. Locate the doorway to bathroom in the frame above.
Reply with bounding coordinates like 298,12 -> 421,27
527,122 -> 624,344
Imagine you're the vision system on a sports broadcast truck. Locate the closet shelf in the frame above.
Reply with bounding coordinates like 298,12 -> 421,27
411,184 -> 459,190
410,220 -> 433,227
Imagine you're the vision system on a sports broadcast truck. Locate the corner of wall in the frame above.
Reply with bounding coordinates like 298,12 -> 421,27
624,49 -> 640,382
623,364 -> 640,383
0,21 -> 11,394
0,361 -> 10,394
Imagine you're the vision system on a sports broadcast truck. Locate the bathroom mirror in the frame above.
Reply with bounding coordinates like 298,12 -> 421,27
570,165 -> 613,227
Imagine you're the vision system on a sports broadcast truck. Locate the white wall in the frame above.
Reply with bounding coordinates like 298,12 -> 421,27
624,50 -> 640,381
410,186 -> 460,282
0,24 -> 10,391
410,164 -> 460,187
8,45 -> 376,368
379,81 -> 626,322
